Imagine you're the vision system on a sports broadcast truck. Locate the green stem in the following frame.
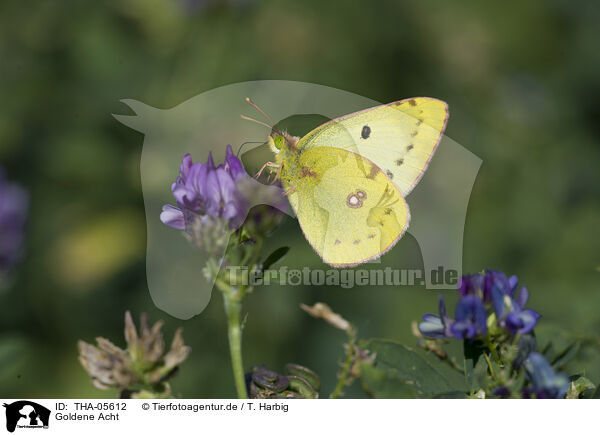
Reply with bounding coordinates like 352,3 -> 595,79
485,336 -> 502,367
330,328 -> 356,399
218,280 -> 248,399
483,352 -> 496,380
246,238 -> 263,268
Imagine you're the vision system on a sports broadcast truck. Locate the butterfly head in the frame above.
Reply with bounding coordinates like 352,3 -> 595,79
241,98 -> 301,155
269,132 -> 300,154
268,134 -> 286,154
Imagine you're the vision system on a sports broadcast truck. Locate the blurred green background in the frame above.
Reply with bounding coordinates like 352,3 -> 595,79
1,0 -> 599,398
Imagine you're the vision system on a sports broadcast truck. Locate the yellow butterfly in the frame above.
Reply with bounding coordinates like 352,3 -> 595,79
246,97 -> 448,267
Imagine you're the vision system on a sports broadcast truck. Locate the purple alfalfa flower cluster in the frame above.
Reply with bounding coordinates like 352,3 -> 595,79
521,352 -> 569,399
419,270 -> 540,340
160,146 -> 285,255
490,352 -> 570,399
418,270 -> 568,398
0,167 -> 28,282
160,145 -> 248,232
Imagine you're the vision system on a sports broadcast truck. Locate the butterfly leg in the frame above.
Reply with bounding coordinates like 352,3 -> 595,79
269,162 -> 284,185
283,186 -> 296,196
255,161 -> 270,178
255,161 -> 280,179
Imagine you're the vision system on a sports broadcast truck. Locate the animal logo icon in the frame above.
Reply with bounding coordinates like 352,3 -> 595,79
3,401 -> 50,433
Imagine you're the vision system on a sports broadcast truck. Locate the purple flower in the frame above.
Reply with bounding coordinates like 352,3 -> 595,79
161,146 -> 249,231
0,168 -> 28,279
420,270 -> 541,340
459,270 -> 519,304
418,295 -> 452,338
492,386 -> 511,398
450,295 -> 487,339
523,352 -> 568,399
492,285 -> 540,335
419,295 -> 487,340
458,273 -> 486,301
484,270 -> 518,300
160,204 -> 185,231
160,147 -> 287,254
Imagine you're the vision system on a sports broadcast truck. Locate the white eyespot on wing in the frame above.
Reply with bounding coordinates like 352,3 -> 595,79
346,193 -> 362,208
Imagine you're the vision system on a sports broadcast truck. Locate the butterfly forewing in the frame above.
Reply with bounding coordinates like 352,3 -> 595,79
296,97 -> 448,196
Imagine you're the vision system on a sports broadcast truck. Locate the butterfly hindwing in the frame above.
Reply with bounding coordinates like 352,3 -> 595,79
288,147 -> 409,267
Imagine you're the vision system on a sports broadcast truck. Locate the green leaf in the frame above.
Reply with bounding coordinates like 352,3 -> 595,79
287,376 -> 318,399
463,340 -> 486,391
262,247 -> 290,270
358,339 -> 466,398
284,363 -> 320,391
536,324 -> 581,370
551,341 -> 581,369
566,375 -> 596,399
580,389 -> 597,399
359,363 -> 420,398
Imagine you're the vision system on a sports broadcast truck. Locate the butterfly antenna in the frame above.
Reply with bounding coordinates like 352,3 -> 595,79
245,97 -> 275,126
236,141 -> 263,157
240,114 -> 272,129
244,97 -> 282,136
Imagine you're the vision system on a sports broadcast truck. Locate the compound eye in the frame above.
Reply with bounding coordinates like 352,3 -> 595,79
274,135 -> 285,150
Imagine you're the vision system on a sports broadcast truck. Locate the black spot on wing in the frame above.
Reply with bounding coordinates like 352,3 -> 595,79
386,170 -> 394,179
406,144 -> 414,151
396,158 -> 404,166
361,125 -> 371,139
